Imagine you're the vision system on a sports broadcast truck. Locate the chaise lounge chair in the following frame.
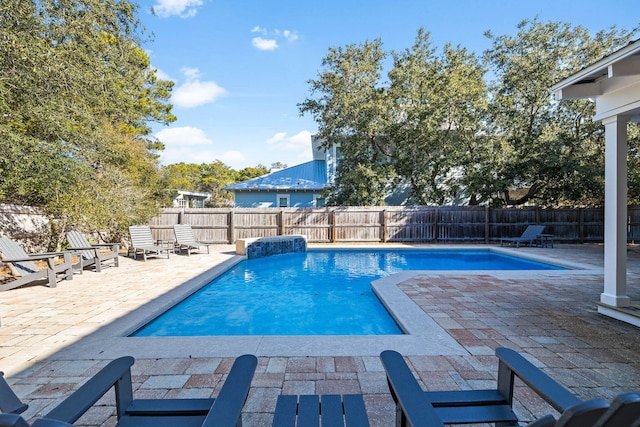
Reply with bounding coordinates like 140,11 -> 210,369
173,224 -> 211,256
66,231 -> 119,273
0,238 -> 73,292
500,224 -> 545,247
128,225 -> 171,261
0,354 -> 257,427
380,348 -> 640,426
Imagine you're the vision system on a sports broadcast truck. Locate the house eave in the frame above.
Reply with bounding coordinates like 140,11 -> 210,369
553,40 -> 640,100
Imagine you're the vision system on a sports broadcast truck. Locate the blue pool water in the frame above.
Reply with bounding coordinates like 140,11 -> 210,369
132,249 -> 564,337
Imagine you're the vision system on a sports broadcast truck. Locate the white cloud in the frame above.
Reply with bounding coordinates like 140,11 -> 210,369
153,68 -> 173,82
288,130 -> 312,148
171,67 -> 226,108
156,126 -> 212,146
173,81 -> 226,108
266,132 -> 287,145
155,128 -> 316,168
181,66 -> 200,80
154,127 -> 251,168
219,150 -> 247,165
266,130 -> 311,149
264,131 -> 312,163
283,30 -> 299,42
156,126 -> 215,165
152,0 -> 203,18
252,37 -> 278,51
250,27 -> 299,51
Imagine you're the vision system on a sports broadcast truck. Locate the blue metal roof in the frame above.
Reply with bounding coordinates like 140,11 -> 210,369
225,160 -> 327,191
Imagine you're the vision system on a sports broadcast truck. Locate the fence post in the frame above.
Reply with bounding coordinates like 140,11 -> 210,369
433,208 -> 439,242
485,206 -> 490,244
331,210 -> 337,243
279,210 -> 285,236
382,210 -> 388,242
228,210 -> 235,244
579,208 -> 584,243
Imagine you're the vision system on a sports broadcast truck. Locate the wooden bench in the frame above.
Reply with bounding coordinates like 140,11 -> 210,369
272,394 -> 370,426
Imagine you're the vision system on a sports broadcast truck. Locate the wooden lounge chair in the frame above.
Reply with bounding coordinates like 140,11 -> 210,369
66,231 -> 119,273
0,238 -> 73,291
11,354 -> 257,427
128,225 -> 171,261
173,224 -> 211,256
500,225 -> 545,247
380,348 -> 640,427
272,394 -> 370,426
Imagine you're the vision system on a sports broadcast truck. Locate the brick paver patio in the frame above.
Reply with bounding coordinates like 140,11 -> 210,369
1,244 -> 640,426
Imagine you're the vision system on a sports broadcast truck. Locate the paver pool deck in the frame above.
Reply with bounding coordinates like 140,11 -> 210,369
1,243 -> 640,426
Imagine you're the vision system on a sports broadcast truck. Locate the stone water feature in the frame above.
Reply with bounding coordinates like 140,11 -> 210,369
235,235 -> 307,259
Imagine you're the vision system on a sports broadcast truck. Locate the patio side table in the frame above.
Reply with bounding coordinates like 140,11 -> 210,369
156,239 -> 176,253
537,234 -> 554,248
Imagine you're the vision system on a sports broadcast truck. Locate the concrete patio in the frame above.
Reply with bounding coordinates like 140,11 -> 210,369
1,243 -> 640,426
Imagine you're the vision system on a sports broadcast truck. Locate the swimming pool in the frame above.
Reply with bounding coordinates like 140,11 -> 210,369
132,249 -> 564,337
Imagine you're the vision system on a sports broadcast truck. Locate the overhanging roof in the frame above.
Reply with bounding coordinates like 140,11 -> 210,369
176,190 -> 211,198
553,39 -> 640,100
225,160 -> 327,192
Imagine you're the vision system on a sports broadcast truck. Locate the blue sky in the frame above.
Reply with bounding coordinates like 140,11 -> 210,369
138,0 -> 640,170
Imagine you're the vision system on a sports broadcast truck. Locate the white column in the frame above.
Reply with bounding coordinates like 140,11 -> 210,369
601,115 -> 630,307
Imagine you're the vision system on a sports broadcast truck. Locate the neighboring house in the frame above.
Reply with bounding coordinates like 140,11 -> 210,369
173,190 -> 211,208
225,136 -> 335,208
225,135 -> 416,207
225,161 -> 328,208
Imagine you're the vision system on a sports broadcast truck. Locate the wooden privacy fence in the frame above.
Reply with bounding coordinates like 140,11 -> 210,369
149,206 -> 640,244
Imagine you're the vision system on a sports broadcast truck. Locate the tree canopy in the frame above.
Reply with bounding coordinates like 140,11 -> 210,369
482,19 -> 635,206
1,0 -> 175,244
300,19 -> 639,207
0,0 -> 285,243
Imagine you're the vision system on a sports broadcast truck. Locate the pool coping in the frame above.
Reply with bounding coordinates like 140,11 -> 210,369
50,245 -> 601,360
